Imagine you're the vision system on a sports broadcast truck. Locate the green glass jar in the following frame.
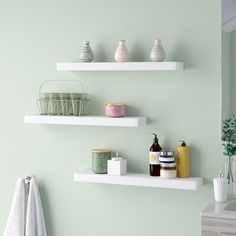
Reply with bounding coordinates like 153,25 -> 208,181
92,149 -> 112,174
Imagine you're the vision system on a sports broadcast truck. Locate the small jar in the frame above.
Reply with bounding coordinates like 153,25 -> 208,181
105,103 -> 125,117
160,163 -> 177,179
92,149 -> 112,174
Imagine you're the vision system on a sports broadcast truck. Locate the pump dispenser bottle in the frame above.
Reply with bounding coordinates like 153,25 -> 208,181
213,172 -> 228,202
149,133 -> 162,176
177,140 -> 190,177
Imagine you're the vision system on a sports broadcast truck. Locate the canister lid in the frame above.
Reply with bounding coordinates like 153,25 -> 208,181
92,148 -> 111,153
106,103 -> 124,106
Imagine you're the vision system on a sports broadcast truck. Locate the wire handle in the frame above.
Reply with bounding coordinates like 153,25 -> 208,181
39,80 -> 85,98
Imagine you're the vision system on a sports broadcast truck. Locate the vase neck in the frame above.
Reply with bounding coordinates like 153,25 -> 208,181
118,40 -> 126,45
83,41 -> 90,46
155,39 -> 162,44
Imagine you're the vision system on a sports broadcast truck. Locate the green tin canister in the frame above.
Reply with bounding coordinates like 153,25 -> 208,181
92,148 -> 112,174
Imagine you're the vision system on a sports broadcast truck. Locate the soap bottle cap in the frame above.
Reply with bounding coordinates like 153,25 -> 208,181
213,169 -> 227,183
152,133 -> 158,144
111,153 -> 123,161
218,172 -> 224,178
179,140 -> 186,146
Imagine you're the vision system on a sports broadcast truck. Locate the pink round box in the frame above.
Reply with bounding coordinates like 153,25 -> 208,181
105,103 -> 125,117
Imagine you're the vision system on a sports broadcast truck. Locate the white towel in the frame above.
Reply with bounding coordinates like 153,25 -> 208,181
4,176 -> 47,236
3,178 -> 26,236
25,176 -> 47,236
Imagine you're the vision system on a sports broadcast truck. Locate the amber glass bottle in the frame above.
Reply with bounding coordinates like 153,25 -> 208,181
149,133 -> 162,176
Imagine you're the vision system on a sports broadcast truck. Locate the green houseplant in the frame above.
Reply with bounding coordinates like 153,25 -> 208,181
222,115 -> 236,184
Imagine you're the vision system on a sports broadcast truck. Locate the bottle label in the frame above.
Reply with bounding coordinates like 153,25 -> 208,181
149,151 -> 160,164
159,157 -> 175,162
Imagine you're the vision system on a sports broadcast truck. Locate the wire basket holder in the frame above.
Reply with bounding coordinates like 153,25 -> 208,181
38,80 -> 88,116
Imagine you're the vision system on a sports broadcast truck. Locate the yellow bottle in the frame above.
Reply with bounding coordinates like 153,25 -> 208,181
177,140 -> 190,178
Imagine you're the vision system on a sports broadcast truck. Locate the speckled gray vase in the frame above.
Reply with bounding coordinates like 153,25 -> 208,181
150,39 -> 166,62
80,41 -> 94,63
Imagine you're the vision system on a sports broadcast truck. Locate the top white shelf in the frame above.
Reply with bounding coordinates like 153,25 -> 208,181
57,62 -> 184,71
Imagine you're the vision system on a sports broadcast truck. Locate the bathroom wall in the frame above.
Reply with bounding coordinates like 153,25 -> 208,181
0,1 -> 221,236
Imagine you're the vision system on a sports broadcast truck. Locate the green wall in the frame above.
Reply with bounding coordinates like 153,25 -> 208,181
0,1 -> 222,236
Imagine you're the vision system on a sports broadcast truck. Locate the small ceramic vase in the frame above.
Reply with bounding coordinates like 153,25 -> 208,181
80,41 -> 94,63
114,40 -> 129,62
150,39 -> 166,62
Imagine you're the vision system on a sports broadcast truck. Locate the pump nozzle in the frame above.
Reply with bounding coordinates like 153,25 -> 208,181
179,140 -> 186,146
151,133 -> 158,143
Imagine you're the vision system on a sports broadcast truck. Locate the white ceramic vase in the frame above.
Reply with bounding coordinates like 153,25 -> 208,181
114,40 -> 129,62
80,41 -> 94,63
150,39 -> 166,62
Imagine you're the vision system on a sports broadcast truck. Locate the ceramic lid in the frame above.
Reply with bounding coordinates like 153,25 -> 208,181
106,103 -> 124,106
92,148 -> 111,153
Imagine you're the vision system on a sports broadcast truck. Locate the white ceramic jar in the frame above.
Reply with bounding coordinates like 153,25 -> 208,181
114,40 -> 129,62
80,41 -> 94,63
107,154 -> 127,176
150,39 -> 166,62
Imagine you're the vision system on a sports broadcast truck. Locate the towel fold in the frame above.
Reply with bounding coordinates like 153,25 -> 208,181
25,176 -> 47,236
4,176 -> 47,236
4,178 -> 26,236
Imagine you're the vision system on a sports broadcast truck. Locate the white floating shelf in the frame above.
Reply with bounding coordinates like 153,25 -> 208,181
74,171 -> 203,190
24,115 -> 146,127
57,62 -> 184,71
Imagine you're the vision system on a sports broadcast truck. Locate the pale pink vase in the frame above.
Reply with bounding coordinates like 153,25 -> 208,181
114,40 -> 129,62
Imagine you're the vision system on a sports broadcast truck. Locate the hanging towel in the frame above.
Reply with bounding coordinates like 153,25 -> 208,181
25,176 -> 47,236
3,178 -> 26,236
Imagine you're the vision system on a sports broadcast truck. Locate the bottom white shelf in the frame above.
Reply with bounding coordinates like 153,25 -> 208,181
74,171 -> 203,190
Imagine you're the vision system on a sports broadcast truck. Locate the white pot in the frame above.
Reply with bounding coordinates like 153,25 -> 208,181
114,40 -> 129,62
80,41 -> 94,63
150,39 -> 166,62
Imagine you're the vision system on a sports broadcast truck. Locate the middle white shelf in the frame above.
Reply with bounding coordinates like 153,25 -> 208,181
74,170 -> 203,190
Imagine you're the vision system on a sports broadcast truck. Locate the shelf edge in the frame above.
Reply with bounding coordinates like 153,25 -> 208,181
74,172 -> 203,190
